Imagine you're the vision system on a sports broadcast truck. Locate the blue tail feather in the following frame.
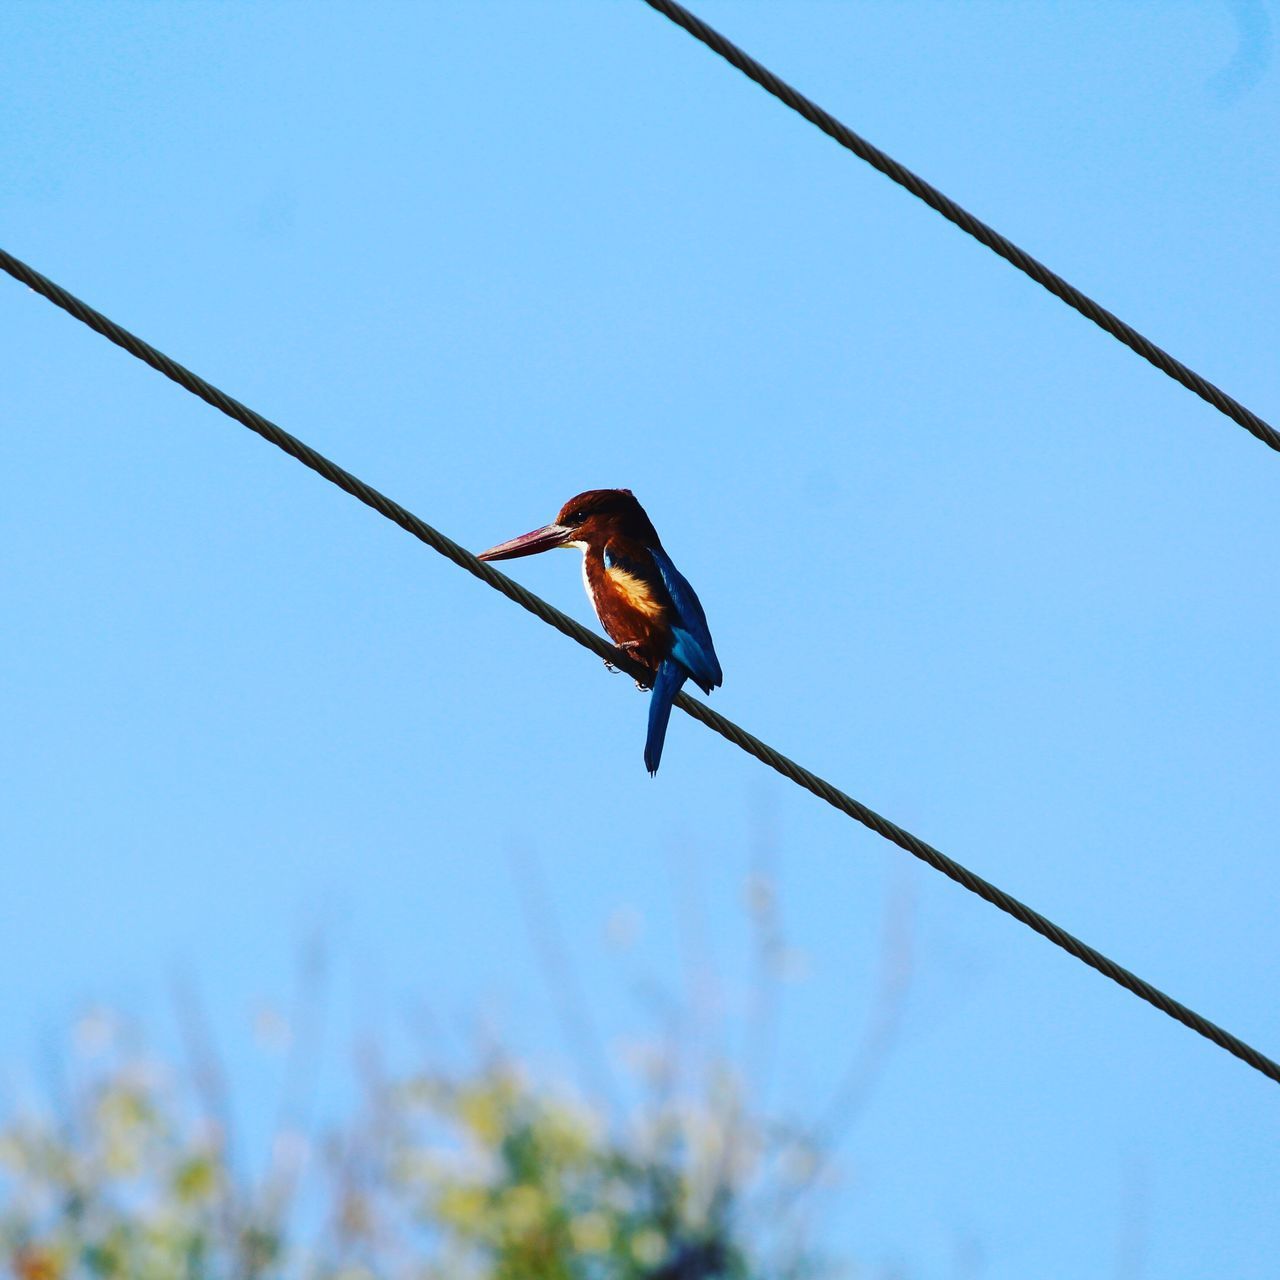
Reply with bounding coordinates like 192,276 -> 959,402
645,659 -> 687,775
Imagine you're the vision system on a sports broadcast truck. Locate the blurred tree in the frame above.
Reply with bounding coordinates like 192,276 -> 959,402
0,1019 -> 823,1280
2,852 -> 913,1278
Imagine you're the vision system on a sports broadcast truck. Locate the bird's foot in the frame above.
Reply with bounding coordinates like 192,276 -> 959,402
613,641 -> 654,690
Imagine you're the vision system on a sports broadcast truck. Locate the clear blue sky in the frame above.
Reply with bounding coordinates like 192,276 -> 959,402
3,2 -> 1278,1275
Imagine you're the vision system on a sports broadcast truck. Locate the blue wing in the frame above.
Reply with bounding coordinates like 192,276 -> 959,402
648,545 -> 722,695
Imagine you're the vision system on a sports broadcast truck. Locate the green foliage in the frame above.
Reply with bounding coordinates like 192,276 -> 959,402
0,1018 -> 823,1280
0,1050 -> 272,1280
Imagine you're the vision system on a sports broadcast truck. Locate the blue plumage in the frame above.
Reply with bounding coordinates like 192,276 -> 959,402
649,545 -> 722,696
636,546 -> 721,773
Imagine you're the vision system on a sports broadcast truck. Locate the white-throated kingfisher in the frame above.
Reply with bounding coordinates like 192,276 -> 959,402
478,489 -> 722,774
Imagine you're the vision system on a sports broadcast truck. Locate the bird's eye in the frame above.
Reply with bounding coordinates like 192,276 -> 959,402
567,509 -> 587,525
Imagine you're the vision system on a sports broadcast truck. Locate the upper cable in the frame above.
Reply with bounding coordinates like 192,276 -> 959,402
640,0 -> 1278,452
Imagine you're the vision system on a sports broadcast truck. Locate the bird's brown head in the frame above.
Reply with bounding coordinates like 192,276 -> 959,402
477,489 -> 659,561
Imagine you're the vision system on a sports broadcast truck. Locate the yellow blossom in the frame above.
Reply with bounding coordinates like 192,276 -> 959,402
437,1184 -> 488,1230
569,1211 -> 611,1254
173,1153 -> 218,1203
456,1076 -> 517,1145
631,1228 -> 667,1267
501,1183 -> 545,1235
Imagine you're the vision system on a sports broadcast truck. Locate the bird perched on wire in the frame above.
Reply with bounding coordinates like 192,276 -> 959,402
478,489 -> 722,774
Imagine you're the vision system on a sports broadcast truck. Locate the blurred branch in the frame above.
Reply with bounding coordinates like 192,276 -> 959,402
261,927 -> 330,1233
1113,1157 -> 1149,1280
810,868 -> 915,1148
742,789 -> 783,1111
171,970 -> 236,1174
509,843 -> 623,1121
759,868 -> 917,1221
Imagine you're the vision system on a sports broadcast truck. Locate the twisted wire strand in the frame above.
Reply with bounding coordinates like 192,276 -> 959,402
3,244 -> 1277,1087
640,0 -> 1279,453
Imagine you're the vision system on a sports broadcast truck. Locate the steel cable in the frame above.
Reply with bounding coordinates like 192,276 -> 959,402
640,0 -> 1279,453
2,244 -> 1277,1087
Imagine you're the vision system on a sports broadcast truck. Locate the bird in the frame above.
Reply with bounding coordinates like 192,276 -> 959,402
478,489 -> 722,774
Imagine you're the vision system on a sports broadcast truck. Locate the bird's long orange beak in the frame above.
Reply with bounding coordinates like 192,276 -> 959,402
477,523 -> 574,561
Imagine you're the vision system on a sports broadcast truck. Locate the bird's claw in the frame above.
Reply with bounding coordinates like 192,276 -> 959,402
609,641 -> 654,690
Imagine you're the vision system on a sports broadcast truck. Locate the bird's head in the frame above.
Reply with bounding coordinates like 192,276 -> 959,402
478,489 -> 659,561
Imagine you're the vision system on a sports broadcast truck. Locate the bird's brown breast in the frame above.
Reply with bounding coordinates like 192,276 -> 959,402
584,554 -> 669,672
